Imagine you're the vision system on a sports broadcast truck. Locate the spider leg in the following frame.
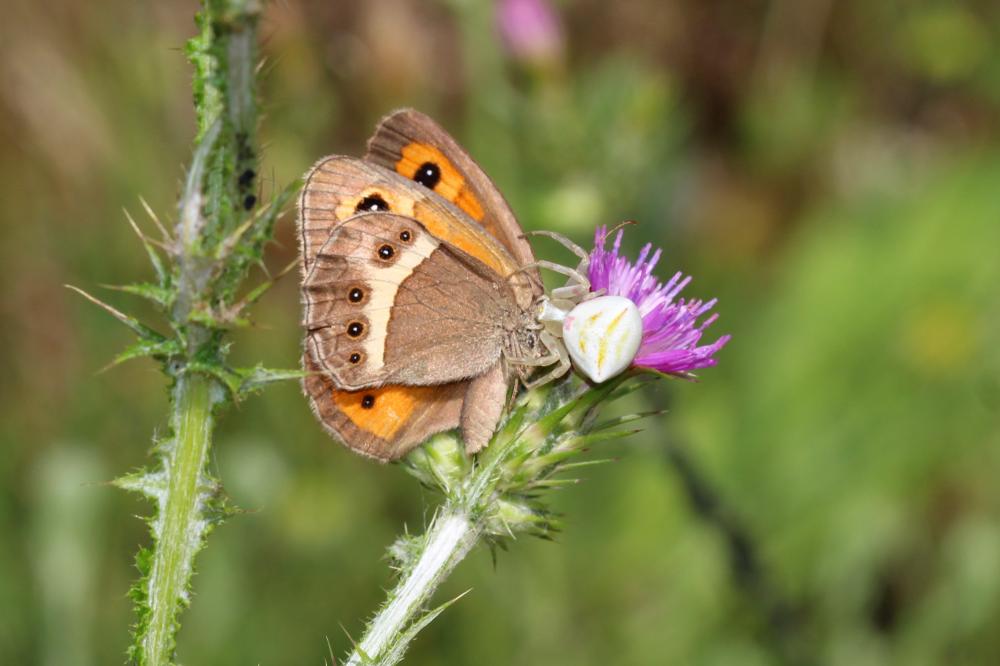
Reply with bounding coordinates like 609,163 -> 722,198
521,333 -> 572,389
550,283 -> 591,300
522,230 -> 590,263
520,260 -> 589,287
506,350 -> 561,367
521,365 -> 568,390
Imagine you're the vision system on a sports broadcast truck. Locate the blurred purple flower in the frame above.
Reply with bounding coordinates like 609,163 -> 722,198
496,0 -> 564,64
588,226 -> 731,375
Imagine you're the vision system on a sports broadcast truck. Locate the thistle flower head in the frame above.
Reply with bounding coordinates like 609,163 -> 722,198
588,226 -> 731,376
495,0 -> 564,65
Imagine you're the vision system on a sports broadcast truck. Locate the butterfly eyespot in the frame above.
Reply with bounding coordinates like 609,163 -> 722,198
361,394 -> 376,409
347,321 -> 365,337
348,287 -> 364,303
377,244 -> 395,260
243,194 -> 256,210
414,161 -> 441,189
238,169 -> 255,187
399,229 -> 412,242
356,194 -> 390,213
348,352 -> 362,364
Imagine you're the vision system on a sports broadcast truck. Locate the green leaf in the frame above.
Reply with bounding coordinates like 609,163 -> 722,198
381,590 -> 472,666
590,409 -> 666,432
185,359 -> 243,396
235,365 -> 310,398
106,337 -> 182,370
102,282 -> 175,308
570,427 -> 643,448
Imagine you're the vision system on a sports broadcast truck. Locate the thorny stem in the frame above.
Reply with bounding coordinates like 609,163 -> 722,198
123,2 -> 264,664
346,511 -> 481,666
143,376 -> 218,665
345,377 -> 633,665
344,433 -> 515,665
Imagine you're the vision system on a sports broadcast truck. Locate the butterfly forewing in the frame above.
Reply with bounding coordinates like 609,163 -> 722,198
300,156 -> 520,279
366,108 -> 539,278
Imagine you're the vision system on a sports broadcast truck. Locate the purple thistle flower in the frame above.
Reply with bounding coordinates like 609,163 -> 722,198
495,0 -> 564,64
587,226 -> 731,375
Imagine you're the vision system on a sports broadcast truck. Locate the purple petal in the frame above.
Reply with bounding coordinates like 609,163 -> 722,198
586,226 -> 730,375
496,0 -> 564,63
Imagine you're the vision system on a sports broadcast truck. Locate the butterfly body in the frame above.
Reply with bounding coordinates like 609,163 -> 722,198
298,109 -> 557,461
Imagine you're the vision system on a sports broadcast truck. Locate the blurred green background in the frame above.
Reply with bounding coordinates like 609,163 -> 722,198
2,0 -> 999,664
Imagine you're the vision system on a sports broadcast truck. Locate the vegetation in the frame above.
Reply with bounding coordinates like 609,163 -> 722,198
1,0 -> 998,664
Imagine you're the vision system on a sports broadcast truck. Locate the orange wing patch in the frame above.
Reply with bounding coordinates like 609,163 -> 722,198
319,179 -> 514,280
410,201 -> 512,277
329,190 -> 511,277
397,142 -> 486,221
332,384 -> 442,439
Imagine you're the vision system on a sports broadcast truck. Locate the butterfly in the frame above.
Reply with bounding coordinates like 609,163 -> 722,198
298,109 -> 573,461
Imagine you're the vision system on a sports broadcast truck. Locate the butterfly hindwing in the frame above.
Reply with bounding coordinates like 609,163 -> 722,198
302,354 -> 466,461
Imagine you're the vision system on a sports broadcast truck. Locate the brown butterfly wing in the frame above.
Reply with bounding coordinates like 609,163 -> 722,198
363,110 -> 539,452
298,118 -> 536,460
303,213 -> 515,389
299,162 -> 479,460
365,108 -> 539,280
298,160 -> 519,459
302,353 -> 466,461
300,156 -> 521,279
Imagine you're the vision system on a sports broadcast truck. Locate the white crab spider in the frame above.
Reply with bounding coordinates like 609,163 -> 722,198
508,231 -> 644,387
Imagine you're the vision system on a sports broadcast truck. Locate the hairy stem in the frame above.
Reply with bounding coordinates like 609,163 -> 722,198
121,2 -> 263,664
144,376 -> 218,664
344,377 -> 633,665
344,437 -> 511,666
347,511 -> 481,666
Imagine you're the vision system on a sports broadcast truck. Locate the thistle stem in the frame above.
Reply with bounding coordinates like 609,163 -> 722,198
144,375 -> 218,665
343,378 -> 628,665
344,429 -> 517,665
121,2 -> 262,662
346,510 -> 482,666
